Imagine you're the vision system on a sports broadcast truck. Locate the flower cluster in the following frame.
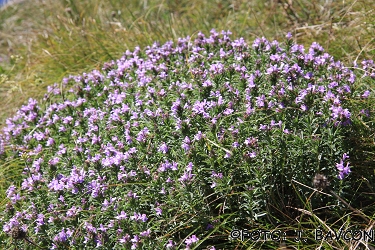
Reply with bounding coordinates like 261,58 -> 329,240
0,30 -> 373,249
336,153 -> 351,179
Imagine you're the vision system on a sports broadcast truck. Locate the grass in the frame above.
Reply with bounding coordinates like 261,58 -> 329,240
0,0 -> 374,249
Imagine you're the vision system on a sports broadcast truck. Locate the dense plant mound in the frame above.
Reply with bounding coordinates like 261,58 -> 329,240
0,30 -> 373,249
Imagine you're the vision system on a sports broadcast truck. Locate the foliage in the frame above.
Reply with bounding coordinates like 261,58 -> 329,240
1,0 -> 375,249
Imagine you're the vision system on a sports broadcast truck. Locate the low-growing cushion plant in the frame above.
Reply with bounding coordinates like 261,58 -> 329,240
0,30 -> 374,249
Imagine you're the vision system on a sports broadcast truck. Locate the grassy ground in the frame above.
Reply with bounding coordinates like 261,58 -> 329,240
0,0 -> 374,249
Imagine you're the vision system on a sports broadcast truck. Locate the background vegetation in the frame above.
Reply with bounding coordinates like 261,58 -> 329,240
0,0 -> 374,249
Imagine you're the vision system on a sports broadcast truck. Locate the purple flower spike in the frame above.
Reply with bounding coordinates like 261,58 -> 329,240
336,158 -> 351,179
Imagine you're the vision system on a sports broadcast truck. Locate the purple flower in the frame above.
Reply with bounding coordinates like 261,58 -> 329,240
211,171 -> 223,179
58,126 -> 66,132
185,235 -> 199,248
202,79 -> 213,87
336,159 -> 351,179
181,137 -> 191,151
130,212 -> 148,222
119,234 -> 130,244
256,95 -> 265,107
46,137 -> 55,146
155,207 -> 162,216
194,131 -> 205,141
6,185 -> 16,199
66,206 -> 80,217
171,99 -> 181,115
245,104 -> 255,114
259,124 -> 268,130
166,240 -> 175,249
131,235 -> 140,243
54,228 -> 68,243
57,144 -> 67,155
140,229 -> 151,237
186,162 -> 193,171
336,160 -> 344,171
224,152 -> 232,158
159,142 -> 169,154
209,63 -> 224,74
179,171 -> 195,183
62,116 -> 73,124
223,106 -> 234,115
127,190 -> 138,199
136,127 -> 149,143
342,153 -> 349,160
101,157 -> 114,167
362,90 -> 370,98
98,224 -> 107,233
360,109 -> 370,117
6,185 -> 21,204
48,157 -> 60,166
34,132 -> 45,141
300,104 -> 308,111
342,108 -> 351,119
159,187 -> 166,194
244,137 -> 257,146
266,64 -> 279,75
248,151 -> 257,158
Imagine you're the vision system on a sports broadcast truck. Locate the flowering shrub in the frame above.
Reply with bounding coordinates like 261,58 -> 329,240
0,30 -> 374,249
